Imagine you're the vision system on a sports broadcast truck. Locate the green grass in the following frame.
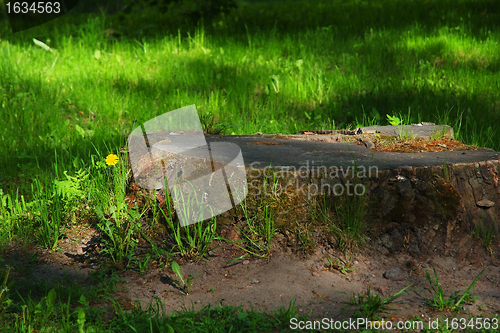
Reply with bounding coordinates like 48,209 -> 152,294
2,0 -> 500,188
1,0 -> 500,331
472,218 -> 498,254
424,266 -> 485,312
0,261 -> 309,332
0,257 -> 309,333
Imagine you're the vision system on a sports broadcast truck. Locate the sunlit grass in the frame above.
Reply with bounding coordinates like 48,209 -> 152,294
1,3 -> 499,185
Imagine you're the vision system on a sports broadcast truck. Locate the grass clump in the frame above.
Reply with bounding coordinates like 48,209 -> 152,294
223,167 -> 281,259
342,283 -> 413,320
169,260 -> 198,295
92,152 -> 144,267
226,199 -> 277,259
160,189 -> 218,261
472,218 -> 497,255
31,179 -> 66,251
326,252 -> 354,275
424,267 -> 485,312
331,170 -> 371,252
306,159 -> 371,252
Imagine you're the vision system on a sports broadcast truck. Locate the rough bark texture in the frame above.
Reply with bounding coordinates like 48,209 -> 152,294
240,158 -> 500,263
125,150 -> 500,263
367,159 -> 500,263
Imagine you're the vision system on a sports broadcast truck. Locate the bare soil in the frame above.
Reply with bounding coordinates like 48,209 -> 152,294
4,222 -> 500,325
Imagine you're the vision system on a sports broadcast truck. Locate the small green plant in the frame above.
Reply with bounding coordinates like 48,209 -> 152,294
96,207 -> 141,266
271,298 -> 299,324
0,264 -> 14,312
54,168 -> 89,223
33,179 -> 66,251
261,205 -> 277,254
288,220 -> 316,253
170,261 -> 198,295
144,235 -> 175,268
472,218 -> 496,254
387,114 -> 402,126
0,189 -> 32,242
148,190 -> 162,229
326,253 -> 354,275
228,167 -> 280,258
93,153 -> 144,266
310,184 -> 334,225
387,109 -> 415,140
200,112 -> 231,135
161,205 -> 217,260
330,160 -> 370,251
326,255 -> 334,269
227,200 -> 277,259
134,253 -> 152,274
424,267 -> 485,311
430,126 -> 452,141
160,179 -> 218,260
343,284 -> 413,319
87,267 -> 124,299
15,288 -> 58,329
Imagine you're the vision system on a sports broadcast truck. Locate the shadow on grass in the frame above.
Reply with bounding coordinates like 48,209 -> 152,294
1,244 -> 120,307
2,0 -> 500,44
1,51 -> 499,190
1,0 -> 500,189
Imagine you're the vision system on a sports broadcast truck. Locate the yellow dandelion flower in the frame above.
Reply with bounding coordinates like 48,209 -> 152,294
105,153 -> 119,166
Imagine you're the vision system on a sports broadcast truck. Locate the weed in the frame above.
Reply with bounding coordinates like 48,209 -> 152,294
326,253 -> 354,275
87,267 -> 124,300
271,298 -> 299,324
135,253 -> 152,274
161,193 -> 218,260
430,125 -> 454,141
310,182 -> 334,225
261,205 -> 277,254
172,179 -> 208,226
32,179 -> 66,251
93,152 -> 144,266
13,289 -> 66,331
387,108 -> 416,140
0,189 -> 32,243
200,112 -> 231,135
330,161 -> 370,251
96,208 -> 140,266
387,114 -> 402,126
170,261 -> 198,295
148,189 -> 162,229
289,220 -> 316,253
159,185 -> 212,259
142,233 -> 175,268
343,284 -> 413,319
54,168 -> 89,223
424,267 -> 485,311
0,264 -> 14,312
221,167 -> 282,259
227,199 -> 277,259
472,218 -> 497,254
